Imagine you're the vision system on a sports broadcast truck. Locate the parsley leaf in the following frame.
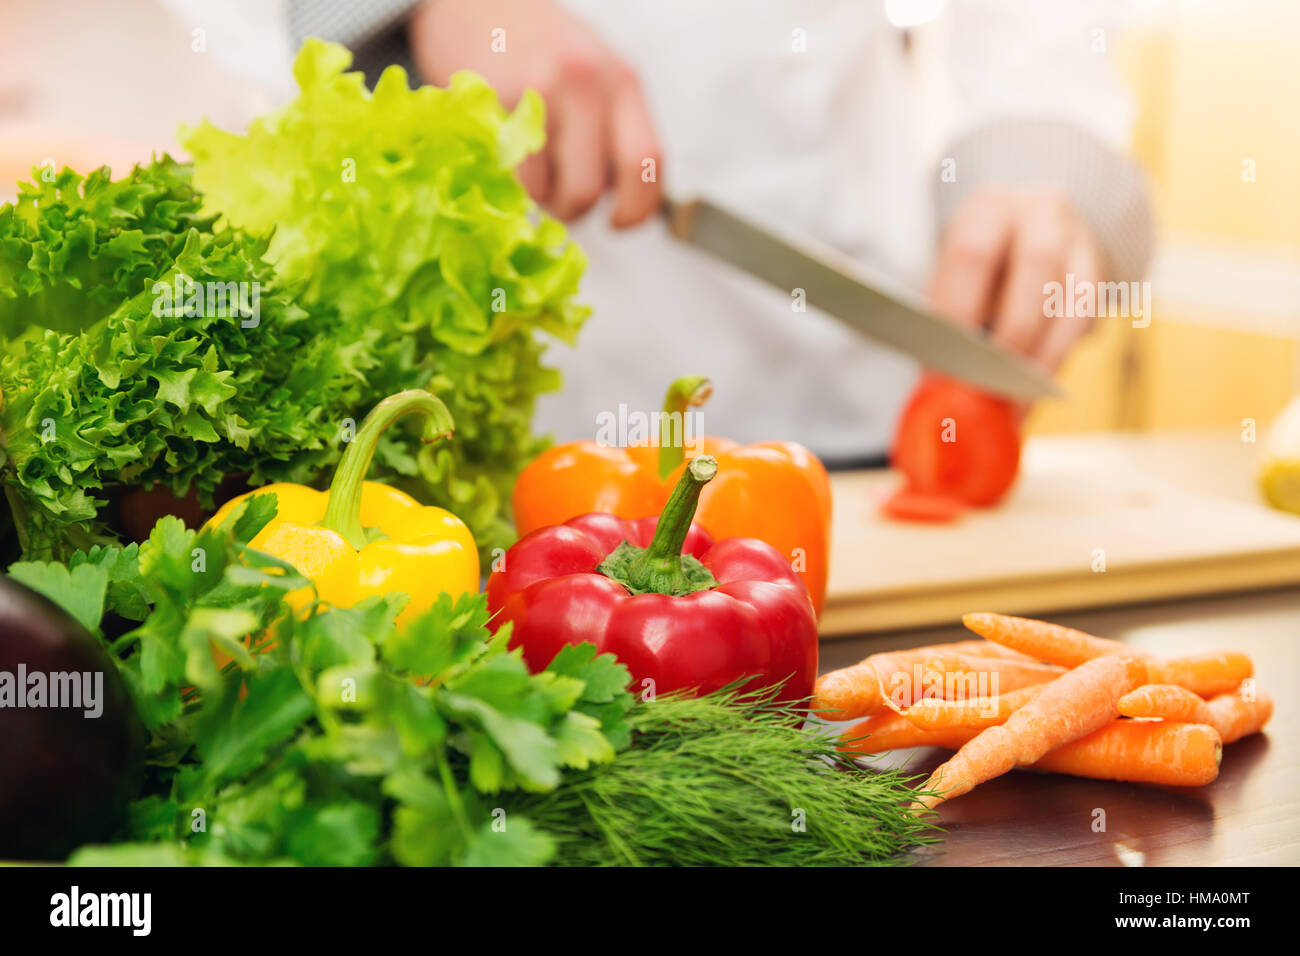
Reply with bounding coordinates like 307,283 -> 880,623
7,560 -> 108,633
14,507 -> 629,867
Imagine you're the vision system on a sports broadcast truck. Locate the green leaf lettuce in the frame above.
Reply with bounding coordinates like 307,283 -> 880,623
181,38 -> 590,558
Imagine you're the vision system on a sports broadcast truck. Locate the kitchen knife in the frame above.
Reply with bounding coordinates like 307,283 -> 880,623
664,197 -> 1060,400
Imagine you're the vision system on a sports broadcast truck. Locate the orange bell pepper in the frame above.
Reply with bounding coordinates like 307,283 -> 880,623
512,377 -> 832,615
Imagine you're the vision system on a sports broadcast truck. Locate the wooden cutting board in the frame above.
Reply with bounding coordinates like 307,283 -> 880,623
821,430 -> 1300,636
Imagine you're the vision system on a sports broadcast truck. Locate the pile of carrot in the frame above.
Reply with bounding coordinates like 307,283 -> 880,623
814,612 -> 1273,811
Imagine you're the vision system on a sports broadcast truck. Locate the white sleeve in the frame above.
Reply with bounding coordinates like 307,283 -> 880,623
930,0 -> 1154,279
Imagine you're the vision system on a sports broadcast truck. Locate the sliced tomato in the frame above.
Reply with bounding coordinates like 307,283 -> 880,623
890,375 -> 1022,508
880,488 -> 964,523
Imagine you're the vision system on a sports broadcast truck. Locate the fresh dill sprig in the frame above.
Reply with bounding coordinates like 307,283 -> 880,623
509,685 -> 942,866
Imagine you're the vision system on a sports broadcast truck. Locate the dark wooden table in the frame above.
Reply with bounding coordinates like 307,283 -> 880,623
820,588 -> 1300,866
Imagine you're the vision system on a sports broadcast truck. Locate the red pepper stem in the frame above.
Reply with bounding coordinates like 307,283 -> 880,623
320,390 -> 455,549
628,455 -> 717,593
657,376 -> 712,480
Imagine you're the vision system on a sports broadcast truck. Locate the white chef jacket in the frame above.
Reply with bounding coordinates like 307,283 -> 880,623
537,0 -> 1140,460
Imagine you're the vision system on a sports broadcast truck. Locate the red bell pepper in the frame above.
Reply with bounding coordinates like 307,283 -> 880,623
487,456 -> 819,704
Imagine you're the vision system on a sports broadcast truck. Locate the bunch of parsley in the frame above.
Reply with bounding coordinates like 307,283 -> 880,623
11,499 -> 632,866
10,506 -> 939,866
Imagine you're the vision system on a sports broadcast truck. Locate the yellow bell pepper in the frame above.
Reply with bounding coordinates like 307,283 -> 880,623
207,390 -> 479,626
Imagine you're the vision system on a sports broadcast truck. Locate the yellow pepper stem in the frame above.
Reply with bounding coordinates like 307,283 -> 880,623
657,376 -> 712,480
320,390 -> 455,549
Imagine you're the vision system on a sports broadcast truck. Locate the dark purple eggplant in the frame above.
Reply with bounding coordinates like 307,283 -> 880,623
0,577 -> 143,859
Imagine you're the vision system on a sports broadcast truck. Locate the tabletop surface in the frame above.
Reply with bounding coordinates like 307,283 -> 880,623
820,587 -> 1300,866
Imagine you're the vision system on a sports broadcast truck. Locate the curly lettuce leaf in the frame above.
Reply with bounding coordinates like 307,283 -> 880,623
0,158 -> 385,559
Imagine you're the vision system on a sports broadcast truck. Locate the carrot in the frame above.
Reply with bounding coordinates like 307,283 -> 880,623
1118,684 -> 1211,723
963,612 -> 1253,697
912,654 -> 1148,809
812,648 -> 956,719
1147,651 -> 1254,698
962,612 -> 1136,667
839,717 -> 1222,787
903,683 -> 1046,730
813,651 -> 1063,720
838,711 -> 978,755
921,660 -> 1064,702
1118,684 -> 1273,743
941,640 -> 1043,663
1205,688 -> 1274,744
1035,721 -> 1222,786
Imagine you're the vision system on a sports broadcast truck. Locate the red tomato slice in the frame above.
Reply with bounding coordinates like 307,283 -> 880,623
880,488 -> 964,523
890,375 -> 1022,508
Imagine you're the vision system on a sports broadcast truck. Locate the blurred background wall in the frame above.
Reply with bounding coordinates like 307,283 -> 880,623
1026,0 -> 1300,436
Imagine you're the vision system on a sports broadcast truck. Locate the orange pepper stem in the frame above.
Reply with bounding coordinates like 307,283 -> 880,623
628,455 -> 717,593
657,376 -> 712,480
320,390 -> 455,549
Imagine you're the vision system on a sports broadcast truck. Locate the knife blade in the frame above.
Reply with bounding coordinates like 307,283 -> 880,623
664,197 -> 1060,400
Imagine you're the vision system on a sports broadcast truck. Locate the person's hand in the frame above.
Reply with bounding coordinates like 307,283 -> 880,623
929,186 -> 1105,373
408,0 -> 662,227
